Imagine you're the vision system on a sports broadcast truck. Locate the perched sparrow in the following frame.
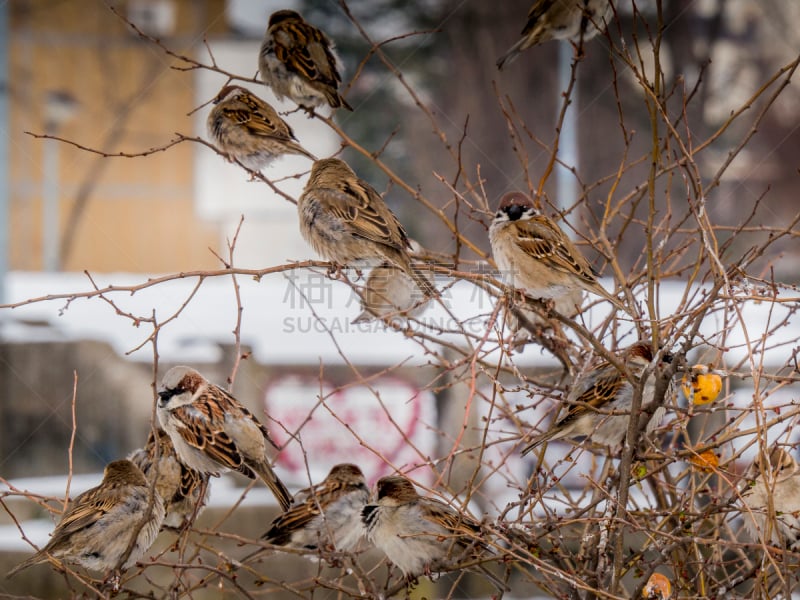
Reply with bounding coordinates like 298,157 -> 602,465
298,158 -> 437,297
259,464 -> 369,556
521,341 -> 673,454
497,0 -> 613,69
156,366 -> 292,511
128,429 -> 210,529
352,262 -> 432,324
643,572 -> 672,599
490,191 -> 620,310
259,10 -> 352,111
7,460 -> 164,577
504,287 -> 584,343
362,476 -> 504,588
207,85 -> 315,171
739,446 -> 800,548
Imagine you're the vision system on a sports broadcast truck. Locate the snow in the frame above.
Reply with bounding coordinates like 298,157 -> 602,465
2,272 -> 796,370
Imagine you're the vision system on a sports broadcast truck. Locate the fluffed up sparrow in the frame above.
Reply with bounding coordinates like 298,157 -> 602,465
7,460 -> 165,577
259,10 -> 352,111
258,463 -> 369,557
497,0 -> 613,69
157,366 -> 292,511
298,157 -> 437,298
490,191 -> 621,310
739,446 -> 800,548
362,476 -> 505,589
207,85 -> 315,171
352,262 -> 432,324
521,341 -> 673,454
128,429 -> 210,529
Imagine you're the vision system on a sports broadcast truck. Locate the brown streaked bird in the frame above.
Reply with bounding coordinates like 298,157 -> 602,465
207,85 -> 315,171
497,0 -> 613,69
156,366 -> 292,511
128,429 -> 210,529
298,158 -> 437,298
490,191 -> 621,310
259,9 -> 352,111
257,464 -> 369,558
352,262 -> 432,324
739,446 -> 800,549
521,342 -> 673,454
362,476 -> 506,590
7,460 -> 165,577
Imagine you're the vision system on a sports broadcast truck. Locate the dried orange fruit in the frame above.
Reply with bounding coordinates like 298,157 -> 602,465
682,364 -> 723,405
643,572 -> 672,598
689,449 -> 719,473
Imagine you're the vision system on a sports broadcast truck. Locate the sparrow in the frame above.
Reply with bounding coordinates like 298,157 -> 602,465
259,464 -> 369,556
739,446 -> 800,548
7,460 -> 165,577
503,286 -> 584,342
362,476 -> 505,589
352,262 -> 432,324
489,191 -> 621,310
207,85 -> 315,171
128,429 -> 210,529
497,0 -> 613,69
297,158 -> 437,298
521,341 -> 673,454
258,9 -> 352,111
642,572 -> 672,599
156,366 -> 292,511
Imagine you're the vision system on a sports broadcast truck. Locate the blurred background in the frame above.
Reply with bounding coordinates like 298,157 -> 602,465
0,0 -> 799,596
5,0 -> 799,275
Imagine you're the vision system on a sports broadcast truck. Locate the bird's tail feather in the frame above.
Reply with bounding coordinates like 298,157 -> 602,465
252,462 -> 293,511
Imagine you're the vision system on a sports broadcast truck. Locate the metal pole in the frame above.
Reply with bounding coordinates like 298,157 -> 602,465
42,133 -> 59,271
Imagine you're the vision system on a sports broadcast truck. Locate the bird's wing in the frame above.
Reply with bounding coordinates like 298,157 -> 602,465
515,217 -> 598,283
521,0 -> 558,35
273,21 -> 340,88
316,184 -> 410,253
223,106 -> 294,141
423,499 -> 486,548
171,402 -> 252,477
557,368 -> 624,426
54,487 -> 121,539
264,496 -> 321,543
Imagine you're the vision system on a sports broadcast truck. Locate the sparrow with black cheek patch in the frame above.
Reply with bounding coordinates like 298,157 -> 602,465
298,158 -> 437,298
521,341 -> 673,454
7,460 -> 165,577
259,10 -> 352,111
128,429 -> 210,530
254,464 -> 369,559
739,446 -> 800,548
497,0 -> 613,69
207,85 -> 315,171
362,476 -> 507,590
156,366 -> 292,511
490,191 -> 622,310
352,262 -> 432,324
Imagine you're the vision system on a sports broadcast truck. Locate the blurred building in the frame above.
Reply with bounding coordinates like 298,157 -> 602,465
7,0 -> 335,275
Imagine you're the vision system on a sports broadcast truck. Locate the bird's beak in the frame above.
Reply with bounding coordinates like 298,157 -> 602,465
157,389 -> 175,405
506,205 -> 524,221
